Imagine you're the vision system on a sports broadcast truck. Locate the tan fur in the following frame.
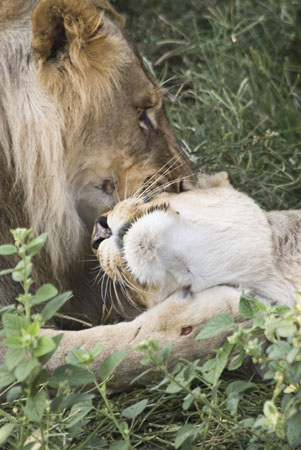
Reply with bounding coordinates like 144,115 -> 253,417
0,0 -> 192,321
42,285 -> 249,391
94,173 -> 301,310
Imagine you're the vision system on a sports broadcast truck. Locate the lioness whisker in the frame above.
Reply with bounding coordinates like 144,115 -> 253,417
118,269 -> 147,297
116,270 -> 144,311
112,279 -> 125,313
117,274 -> 138,309
100,273 -> 108,308
95,270 -> 106,285
103,274 -> 111,309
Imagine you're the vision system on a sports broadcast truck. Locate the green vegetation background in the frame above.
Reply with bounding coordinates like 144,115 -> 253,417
115,0 -> 301,211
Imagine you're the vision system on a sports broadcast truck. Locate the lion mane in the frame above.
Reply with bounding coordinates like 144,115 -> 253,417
0,0 -> 192,320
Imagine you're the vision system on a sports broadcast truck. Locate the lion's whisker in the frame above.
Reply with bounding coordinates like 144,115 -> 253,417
133,155 -> 180,198
137,157 -> 181,197
135,155 -> 179,193
124,170 -> 129,201
137,157 -> 183,200
143,173 -> 195,201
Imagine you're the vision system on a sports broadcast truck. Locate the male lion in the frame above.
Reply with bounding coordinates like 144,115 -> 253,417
41,173 -> 300,391
0,0 -> 192,321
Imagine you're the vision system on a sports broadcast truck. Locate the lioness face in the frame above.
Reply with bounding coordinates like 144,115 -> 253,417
92,183 -> 276,309
31,0 -> 192,231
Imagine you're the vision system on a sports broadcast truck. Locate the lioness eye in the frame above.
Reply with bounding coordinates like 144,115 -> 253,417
138,110 -> 154,131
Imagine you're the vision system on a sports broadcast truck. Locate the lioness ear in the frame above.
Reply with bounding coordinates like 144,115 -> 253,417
32,0 -> 124,62
197,172 -> 232,189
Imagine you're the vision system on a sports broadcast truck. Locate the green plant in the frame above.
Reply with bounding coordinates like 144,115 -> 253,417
0,229 -> 168,450
133,294 -> 301,449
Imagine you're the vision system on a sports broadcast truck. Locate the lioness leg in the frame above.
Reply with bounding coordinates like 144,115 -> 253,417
42,286 -> 249,391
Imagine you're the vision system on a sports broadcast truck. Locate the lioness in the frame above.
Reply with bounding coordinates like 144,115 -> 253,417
0,0 -> 192,321
41,173 -> 300,391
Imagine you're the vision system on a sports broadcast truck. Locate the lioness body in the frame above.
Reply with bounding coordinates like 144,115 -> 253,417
0,0 -> 191,320
42,177 -> 301,389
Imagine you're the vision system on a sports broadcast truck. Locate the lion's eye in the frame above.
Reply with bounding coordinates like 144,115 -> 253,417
138,110 -> 154,131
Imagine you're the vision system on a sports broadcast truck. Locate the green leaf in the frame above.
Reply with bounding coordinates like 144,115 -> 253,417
89,344 -> 103,359
227,350 -> 245,371
201,341 -> 233,385
27,321 -> 40,337
158,342 -> 172,364
196,314 -> 234,340
51,393 -> 95,413
41,291 -> 72,322
98,350 -> 128,381
0,364 -> 16,389
0,305 -> 15,319
15,357 -> 39,382
263,400 -> 278,424
49,364 -> 95,388
32,284 -> 58,305
226,397 -> 239,415
24,390 -> 47,422
2,313 -> 29,336
183,387 -> 200,411
12,260 -> 31,282
66,400 -> 93,428
122,399 -> 148,419
287,347 -> 299,364
0,268 -> 15,276
38,333 -> 63,365
31,369 -> 49,393
34,336 -> 56,357
239,295 -> 265,319
5,347 -> 27,371
0,423 -> 15,445
3,335 -> 26,348
165,381 -> 183,394
226,380 -> 255,397
6,386 -> 22,403
67,349 -> 93,366
287,411 -> 301,448
0,245 -> 17,255
26,233 -> 48,256
174,424 -> 197,449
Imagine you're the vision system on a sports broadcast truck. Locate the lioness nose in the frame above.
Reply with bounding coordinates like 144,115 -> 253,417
92,216 -> 112,250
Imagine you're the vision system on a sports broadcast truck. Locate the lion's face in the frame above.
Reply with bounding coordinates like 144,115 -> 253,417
31,0 -> 192,231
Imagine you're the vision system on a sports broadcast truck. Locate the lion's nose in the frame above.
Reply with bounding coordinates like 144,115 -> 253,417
92,216 -> 112,250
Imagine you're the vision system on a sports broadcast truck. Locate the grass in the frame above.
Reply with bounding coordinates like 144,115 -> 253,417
1,0 -> 301,448
117,0 -> 301,210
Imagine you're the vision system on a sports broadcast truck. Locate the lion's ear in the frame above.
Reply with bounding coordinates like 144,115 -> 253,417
32,0 -> 124,62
